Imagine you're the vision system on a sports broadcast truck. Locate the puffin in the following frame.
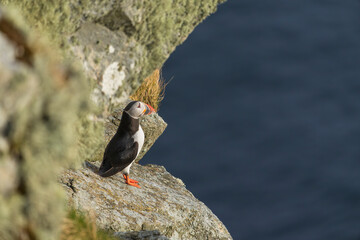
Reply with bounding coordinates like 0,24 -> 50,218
98,101 -> 155,188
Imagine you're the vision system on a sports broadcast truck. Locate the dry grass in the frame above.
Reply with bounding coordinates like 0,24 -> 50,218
60,210 -> 116,240
130,69 -> 166,111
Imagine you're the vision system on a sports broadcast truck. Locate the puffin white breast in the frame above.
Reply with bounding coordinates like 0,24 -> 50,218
132,125 -> 145,157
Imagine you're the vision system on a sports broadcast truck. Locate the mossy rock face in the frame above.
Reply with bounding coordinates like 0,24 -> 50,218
0,0 -> 226,111
0,9 -> 90,240
60,162 -> 233,240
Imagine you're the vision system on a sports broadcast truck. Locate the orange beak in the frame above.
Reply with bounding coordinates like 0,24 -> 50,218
144,104 -> 155,115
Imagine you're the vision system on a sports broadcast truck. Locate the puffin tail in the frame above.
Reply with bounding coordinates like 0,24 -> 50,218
98,159 -> 120,177
98,167 -> 120,177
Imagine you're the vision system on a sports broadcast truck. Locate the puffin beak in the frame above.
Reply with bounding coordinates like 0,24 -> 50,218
144,104 -> 155,115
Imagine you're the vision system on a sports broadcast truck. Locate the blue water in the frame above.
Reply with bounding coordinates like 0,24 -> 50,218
142,1 -> 360,239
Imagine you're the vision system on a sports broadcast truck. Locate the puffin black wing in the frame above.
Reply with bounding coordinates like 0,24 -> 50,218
98,140 -> 139,177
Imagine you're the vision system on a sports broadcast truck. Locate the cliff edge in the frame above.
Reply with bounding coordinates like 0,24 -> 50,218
61,162 -> 232,240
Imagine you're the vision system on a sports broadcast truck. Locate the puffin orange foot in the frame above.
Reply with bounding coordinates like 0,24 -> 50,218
126,181 -> 141,188
123,174 -> 139,183
123,174 -> 140,188
128,178 -> 139,184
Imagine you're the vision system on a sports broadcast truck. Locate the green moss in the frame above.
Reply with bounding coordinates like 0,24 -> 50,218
0,0 -> 113,53
0,195 -> 25,239
76,110 -> 105,164
61,209 -> 117,240
94,57 -> 100,64
1,1 -> 75,44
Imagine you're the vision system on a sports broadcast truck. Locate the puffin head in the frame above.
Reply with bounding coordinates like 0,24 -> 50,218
124,101 -> 155,119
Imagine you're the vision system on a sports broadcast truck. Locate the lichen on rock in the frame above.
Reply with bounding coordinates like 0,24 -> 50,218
102,62 -> 126,97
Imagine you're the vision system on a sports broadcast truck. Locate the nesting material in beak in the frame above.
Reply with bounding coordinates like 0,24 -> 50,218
144,104 -> 156,115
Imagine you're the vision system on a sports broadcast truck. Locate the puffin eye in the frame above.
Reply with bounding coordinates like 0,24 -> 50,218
137,103 -> 141,108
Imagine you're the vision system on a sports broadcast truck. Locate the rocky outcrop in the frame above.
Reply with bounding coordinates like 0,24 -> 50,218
60,162 -> 232,240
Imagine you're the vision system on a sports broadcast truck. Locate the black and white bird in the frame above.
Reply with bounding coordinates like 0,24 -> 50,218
98,101 -> 155,188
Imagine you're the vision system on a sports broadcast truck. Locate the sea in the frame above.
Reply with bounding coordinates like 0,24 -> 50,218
141,1 -> 360,239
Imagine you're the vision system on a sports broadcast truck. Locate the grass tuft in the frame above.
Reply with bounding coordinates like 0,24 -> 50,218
130,69 -> 166,111
60,209 -> 116,240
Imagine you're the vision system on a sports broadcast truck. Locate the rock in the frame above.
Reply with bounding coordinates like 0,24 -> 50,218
1,0 -> 226,111
136,114 -> 167,162
0,156 -> 18,197
60,162 -> 233,240
69,0 -> 226,110
0,8 -> 90,240
105,103 -> 167,163
69,22 -> 140,107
